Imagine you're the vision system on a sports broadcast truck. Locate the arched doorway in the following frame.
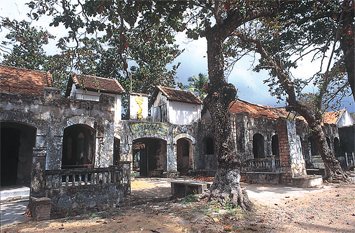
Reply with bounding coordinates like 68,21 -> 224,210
1,121 -> 36,186
202,136 -> 216,170
62,124 -> 96,168
177,138 -> 193,175
132,138 -> 167,177
253,133 -> 265,158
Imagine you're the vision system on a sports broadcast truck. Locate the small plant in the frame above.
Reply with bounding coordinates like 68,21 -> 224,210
183,194 -> 197,203
222,199 -> 234,211
130,173 -> 137,178
91,213 -> 97,218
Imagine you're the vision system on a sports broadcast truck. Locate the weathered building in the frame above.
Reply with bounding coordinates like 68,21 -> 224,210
0,65 -> 127,216
1,65 -> 353,216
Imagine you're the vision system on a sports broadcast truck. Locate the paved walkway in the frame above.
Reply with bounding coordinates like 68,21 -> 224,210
1,185 -> 31,227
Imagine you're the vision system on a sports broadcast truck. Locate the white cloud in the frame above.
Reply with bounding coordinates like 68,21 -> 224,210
1,1 -> 353,111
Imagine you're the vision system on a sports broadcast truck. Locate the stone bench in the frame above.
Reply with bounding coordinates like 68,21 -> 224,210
171,181 -> 212,197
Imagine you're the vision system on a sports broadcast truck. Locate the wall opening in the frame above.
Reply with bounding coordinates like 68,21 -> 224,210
308,136 -> 319,156
113,137 -> 120,166
204,136 -> 214,155
177,138 -> 193,175
326,137 -> 331,150
253,133 -> 265,158
132,138 -> 167,177
62,124 -> 95,169
1,121 -> 36,186
334,137 -> 340,157
272,135 -> 279,158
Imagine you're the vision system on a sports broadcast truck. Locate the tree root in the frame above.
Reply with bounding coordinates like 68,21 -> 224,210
198,167 -> 253,211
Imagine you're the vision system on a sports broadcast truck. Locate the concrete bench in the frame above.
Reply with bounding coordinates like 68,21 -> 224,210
171,180 -> 212,197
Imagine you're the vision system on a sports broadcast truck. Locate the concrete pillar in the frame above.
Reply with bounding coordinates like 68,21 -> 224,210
30,147 -> 47,198
30,147 -> 51,221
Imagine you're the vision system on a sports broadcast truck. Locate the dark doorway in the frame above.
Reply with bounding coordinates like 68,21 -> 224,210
1,121 -> 36,186
253,133 -> 265,158
177,138 -> 192,175
204,136 -> 214,155
113,137 -> 120,166
272,135 -> 279,158
132,138 -> 167,177
62,124 -> 95,168
309,136 -> 319,156
334,137 -> 340,157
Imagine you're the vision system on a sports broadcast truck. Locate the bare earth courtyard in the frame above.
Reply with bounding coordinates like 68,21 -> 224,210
1,179 -> 354,233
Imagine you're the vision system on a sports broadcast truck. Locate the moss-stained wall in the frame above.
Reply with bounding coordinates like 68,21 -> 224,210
0,89 -> 115,178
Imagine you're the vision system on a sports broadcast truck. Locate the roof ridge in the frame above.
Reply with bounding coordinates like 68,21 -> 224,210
0,64 -> 49,75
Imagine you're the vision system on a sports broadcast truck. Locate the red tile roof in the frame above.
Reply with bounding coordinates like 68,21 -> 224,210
323,109 -> 344,125
229,100 -> 292,119
0,65 -> 53,96
150,86 -> 203,105
70,73 -> 125,94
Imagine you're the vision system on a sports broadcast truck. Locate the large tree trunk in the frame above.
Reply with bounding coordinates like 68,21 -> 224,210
310,123 -> 348,182
288,104 -> 349,182
199,25 -> 252,210
242,35 -> 350,183
340,0 -> 355,101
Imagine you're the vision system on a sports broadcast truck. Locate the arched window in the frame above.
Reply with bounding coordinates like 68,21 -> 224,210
177,138 -> 192,175
253,133 -> 265,158
62,124 -> 95,168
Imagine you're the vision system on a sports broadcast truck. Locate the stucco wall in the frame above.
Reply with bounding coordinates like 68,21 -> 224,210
168,101 -> 201,125
0,89 -> 115,173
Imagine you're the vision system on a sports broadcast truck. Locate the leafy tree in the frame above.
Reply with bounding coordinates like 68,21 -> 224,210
0,18 -> 73,90
234,0 -> 353,181
0,18 -> 54,70
28,0 -> 297,209
186,73 -> 208,99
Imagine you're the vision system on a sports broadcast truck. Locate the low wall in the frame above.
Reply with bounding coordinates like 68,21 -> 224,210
43,163 -> 130,217
244,172 -> 282,185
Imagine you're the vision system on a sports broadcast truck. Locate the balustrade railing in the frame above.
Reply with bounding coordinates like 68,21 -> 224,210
241,156 -> 280,172
44,162 -> 131,192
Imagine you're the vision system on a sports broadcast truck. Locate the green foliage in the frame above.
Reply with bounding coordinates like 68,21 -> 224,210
1,18 -> 54,70
183,194 -> 197,203
184,73 -> 208,99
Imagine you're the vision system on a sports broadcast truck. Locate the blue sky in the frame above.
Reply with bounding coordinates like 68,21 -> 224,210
1,1 -> 354,111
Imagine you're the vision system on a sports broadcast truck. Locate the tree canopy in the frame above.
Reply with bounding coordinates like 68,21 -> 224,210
5,0 -> 352,205
232,0 -> 353,181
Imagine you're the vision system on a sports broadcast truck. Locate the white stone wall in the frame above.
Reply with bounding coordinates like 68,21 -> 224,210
71,85 -> 122,123
338,109 -> 354,127
129,94 -> 148,120
287,120 -> 307,177
167,101 -> 201,125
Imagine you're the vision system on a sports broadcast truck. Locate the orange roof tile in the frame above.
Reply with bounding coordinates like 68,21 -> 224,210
150,86 -> 203,105
70,73 -> 125,94
323,109 -> 343,125
229,100 -> 291,119
0,65 -> 53,96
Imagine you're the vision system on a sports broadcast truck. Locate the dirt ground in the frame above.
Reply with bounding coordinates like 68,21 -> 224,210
1,182 -> 355,233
